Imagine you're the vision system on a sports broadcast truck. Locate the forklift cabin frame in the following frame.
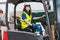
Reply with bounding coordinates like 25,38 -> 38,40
5,0 -> 53,40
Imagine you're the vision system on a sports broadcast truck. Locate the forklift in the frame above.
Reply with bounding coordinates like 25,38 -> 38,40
0,0 -> 57,40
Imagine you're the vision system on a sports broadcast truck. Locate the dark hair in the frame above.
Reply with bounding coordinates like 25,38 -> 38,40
0,9 -> 3,13
23,5 -> 32,14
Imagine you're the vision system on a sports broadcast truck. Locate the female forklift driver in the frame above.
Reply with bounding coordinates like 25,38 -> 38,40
20,5 -> 46,34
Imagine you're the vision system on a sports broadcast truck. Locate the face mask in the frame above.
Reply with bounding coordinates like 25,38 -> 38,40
26,7 -> 30,11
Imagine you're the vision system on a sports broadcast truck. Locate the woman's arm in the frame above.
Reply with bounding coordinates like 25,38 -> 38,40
33,15 -> 46,20
24,19 -> 32,26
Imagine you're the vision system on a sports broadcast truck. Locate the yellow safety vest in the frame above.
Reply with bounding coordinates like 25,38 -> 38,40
20,11 -> 32,29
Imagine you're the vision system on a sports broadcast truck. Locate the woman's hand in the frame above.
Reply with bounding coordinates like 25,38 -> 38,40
42,15 -> 46,18
30,24 -> 33,26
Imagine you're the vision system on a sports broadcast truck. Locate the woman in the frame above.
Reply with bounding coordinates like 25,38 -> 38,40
19,4 -> 46,33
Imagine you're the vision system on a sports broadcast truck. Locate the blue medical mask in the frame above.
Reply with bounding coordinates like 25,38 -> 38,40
26,7 -> 30,11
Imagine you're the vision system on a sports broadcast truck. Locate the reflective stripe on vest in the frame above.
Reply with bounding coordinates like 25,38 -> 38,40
20,11 -> 32,29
